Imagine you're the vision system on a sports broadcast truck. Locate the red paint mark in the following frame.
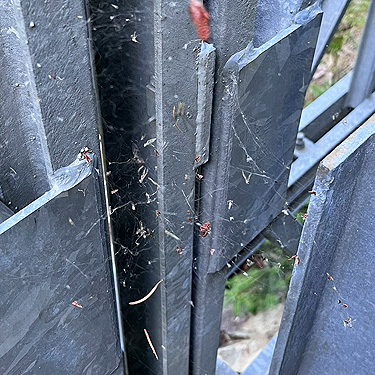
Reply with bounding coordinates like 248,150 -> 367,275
188,0 -> 210,41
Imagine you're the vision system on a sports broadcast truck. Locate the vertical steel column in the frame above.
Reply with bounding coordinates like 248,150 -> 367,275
191,3 -> 322,375
311,0 -> 351,74
346,0 -> 375,108
91,1 -> 204,373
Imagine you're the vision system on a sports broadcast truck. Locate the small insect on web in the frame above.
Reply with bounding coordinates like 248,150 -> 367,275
78,147 -> 93,163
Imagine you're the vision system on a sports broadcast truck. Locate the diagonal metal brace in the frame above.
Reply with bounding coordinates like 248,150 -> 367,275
0,152 -> 94,235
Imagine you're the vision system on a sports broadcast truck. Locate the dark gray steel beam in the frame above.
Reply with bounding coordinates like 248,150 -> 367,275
151,1 -> 203,372
20,0 -> 102,170
311,0 -> 351,74
271,121 -> 375,375
346,0 -> 375,108
199,5 -> 322,276
242,334 -> 277,375
91,1 -> 206,373
263,210 -> 303,257
191,6 -> 322,375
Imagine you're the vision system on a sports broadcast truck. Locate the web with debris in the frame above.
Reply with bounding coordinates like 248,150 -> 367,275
87,1 -> 367,374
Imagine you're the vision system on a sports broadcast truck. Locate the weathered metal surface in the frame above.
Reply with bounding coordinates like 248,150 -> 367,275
199,5 -> 322,275
190,6 -> 321,375
191,270 -> 228,375
253,0 -> 308,47
0,0 -> 52,210
20,0 -> 101,170
0,156 -> 93,235
271,121 -> 375,375
346,0 -> 375,108
195,43 -> 216,168
0,1 -> 126,373
0,166 -> 124,374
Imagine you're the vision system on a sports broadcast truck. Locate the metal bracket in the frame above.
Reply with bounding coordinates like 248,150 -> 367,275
0,152 -> 93,235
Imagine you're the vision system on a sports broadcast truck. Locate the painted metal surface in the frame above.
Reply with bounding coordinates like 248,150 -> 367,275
0,1 -> 125,373
20,0 -> 101,170
191,5 -> 322,375
271,121 -> 375,375
0,163 -> 125,375
2,0 -> 374,374
199,4 -> 322,275
289,90 -> 375,186
253,0 -> 308,47
0,155 -> 93,235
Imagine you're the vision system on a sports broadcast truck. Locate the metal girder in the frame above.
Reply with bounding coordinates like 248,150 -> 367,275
299,72 -> 352,141
19,0 -> 102,171
90,1 -> 205,373
191,5 -> 322,375
241,334 -> 277,375
271,121 -> 375,374
0,0 -> 53,209
198,4 -> 322,276
0,1 -> 125,373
